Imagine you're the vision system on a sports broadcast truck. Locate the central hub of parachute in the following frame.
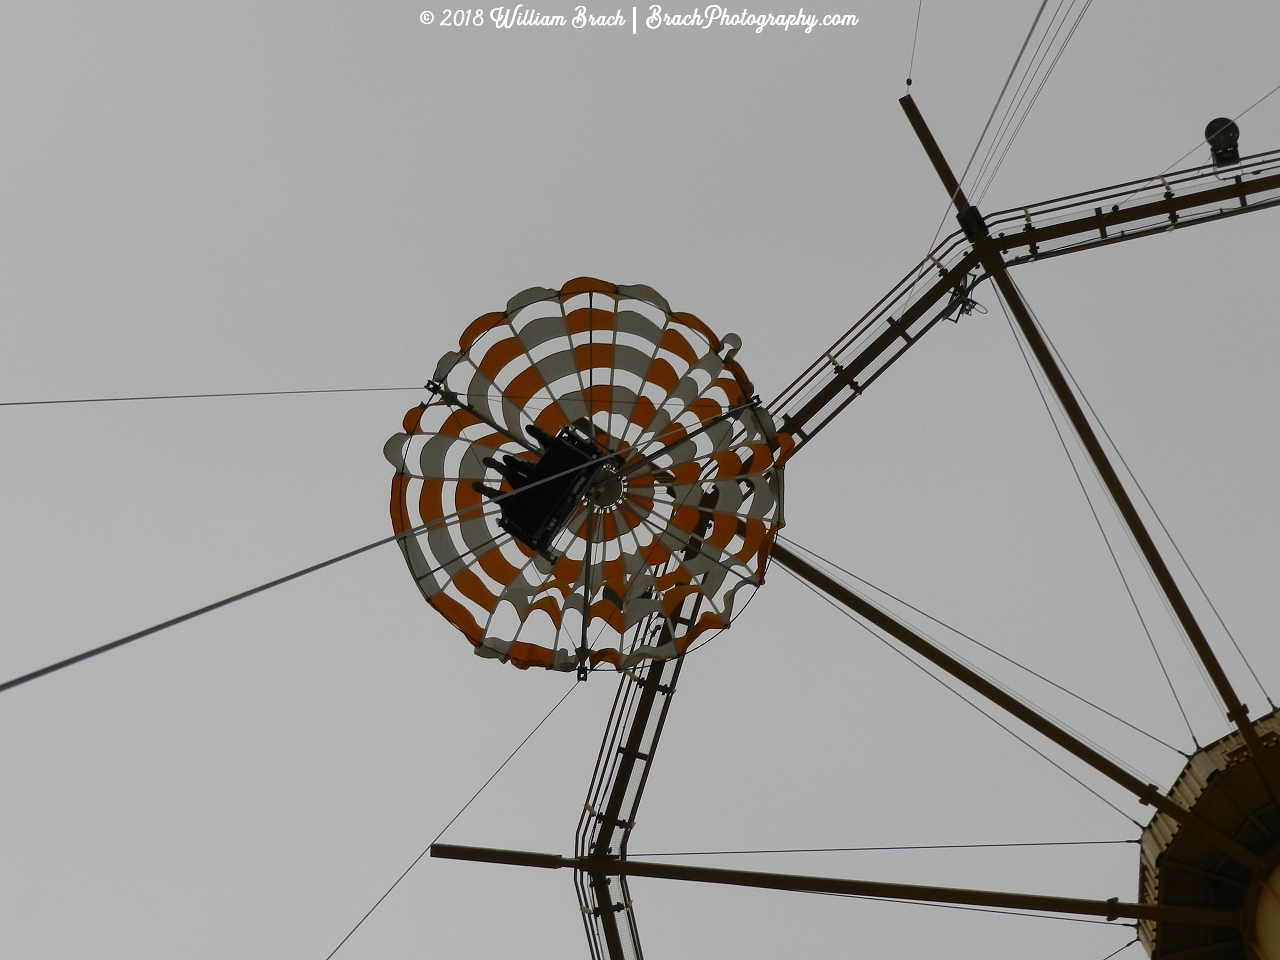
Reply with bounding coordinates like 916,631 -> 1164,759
586,465 -> 626,511
474,423 -> 609,558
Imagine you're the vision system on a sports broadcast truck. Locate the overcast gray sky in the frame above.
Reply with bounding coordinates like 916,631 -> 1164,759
3,2 -> 1280,958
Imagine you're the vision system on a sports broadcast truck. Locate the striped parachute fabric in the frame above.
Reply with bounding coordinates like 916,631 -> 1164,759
384,278 -> 791,673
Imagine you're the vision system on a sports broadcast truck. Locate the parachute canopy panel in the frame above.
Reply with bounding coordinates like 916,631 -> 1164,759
385,278 -> 790,673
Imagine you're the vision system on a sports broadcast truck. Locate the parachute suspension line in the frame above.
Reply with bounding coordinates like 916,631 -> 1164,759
1031,306 -> 1277,713
631,839 -> 1137,856
778,562 -> 1145,829
0,385 -> 425,407
905,0 -> 923,89
776,534 -> 1188,758
1,406 -> 730,695
322,682 -> 578,960
577,509 -> 598,681
994,290 -> 1202,750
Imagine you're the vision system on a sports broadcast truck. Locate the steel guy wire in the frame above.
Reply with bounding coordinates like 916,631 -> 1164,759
777,560 -> 1144,829
322,682 -> 578,959
776,534 -> 1187,758
993,285 -> 1201,749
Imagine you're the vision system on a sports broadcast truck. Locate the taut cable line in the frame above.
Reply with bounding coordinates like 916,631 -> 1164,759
0,402 -> 761,695
0,385 -> 424,407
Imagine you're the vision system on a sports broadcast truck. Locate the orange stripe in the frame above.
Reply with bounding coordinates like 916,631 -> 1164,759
552,553 -> 583,585
754,527 -> 778,577
712,374 -> 748,407
668,312 -> 720,351
454,476 -> 484,515
441,408 -> 484,435
507,640 -> 556,670
708,451 -> 745,479
477,336 -> 526,380
669,462 -> 702,483
402,403 -> 427,433
587,598 -> 627,632
643,358 -> 681,393
572,341 -> 615,374
703,512 -> 738,549
775,432 -> 796,465
687,397 -> 725,423
459,312 -> 507,352
722,359 -> 754,396
654,569 -> 691,591
560,276 -> 618,299
418,478 -> 446,522
507,365 -> 552,408
675,610 -> 726,654
527,596 -> 564,628
564,306 -> 619,336
666,504 -> 703,534
533,404 -> 571,434
451,568 -> 499,612
659,328 -> 699,366
589,647 -> 622,669
429,594 -> 485,644
475,543 -> 523,585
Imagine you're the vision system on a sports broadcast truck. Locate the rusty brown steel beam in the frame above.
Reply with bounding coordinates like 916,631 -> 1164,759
782,249 -> 981,435
991,171 -> 1280,263
899,92 -> 1280,805
430,843 -> 1240,928
772,543 -> 1261,871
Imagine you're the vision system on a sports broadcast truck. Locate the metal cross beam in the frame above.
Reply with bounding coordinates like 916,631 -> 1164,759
431,843 -> 1240,929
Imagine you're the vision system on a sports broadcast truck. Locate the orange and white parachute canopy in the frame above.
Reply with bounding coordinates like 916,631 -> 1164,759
384,278 -> 790,672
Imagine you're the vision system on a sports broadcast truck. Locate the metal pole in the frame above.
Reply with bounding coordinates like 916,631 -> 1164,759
898,93 -> 1280,799
772,544 -> 1260,870
430,844 -> 1239,928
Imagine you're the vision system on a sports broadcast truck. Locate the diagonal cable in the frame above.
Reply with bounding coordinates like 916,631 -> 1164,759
993,288 -> 1201,749
1,406 -> 753,694
1,386 -> 423,407
779,562 -> 1144,828
1031,307 -> 1276,711
777,534 -> 1186,757
323,682 -> 577,959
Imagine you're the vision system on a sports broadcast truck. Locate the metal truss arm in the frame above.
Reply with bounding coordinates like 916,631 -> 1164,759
573,655 -> 683,960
